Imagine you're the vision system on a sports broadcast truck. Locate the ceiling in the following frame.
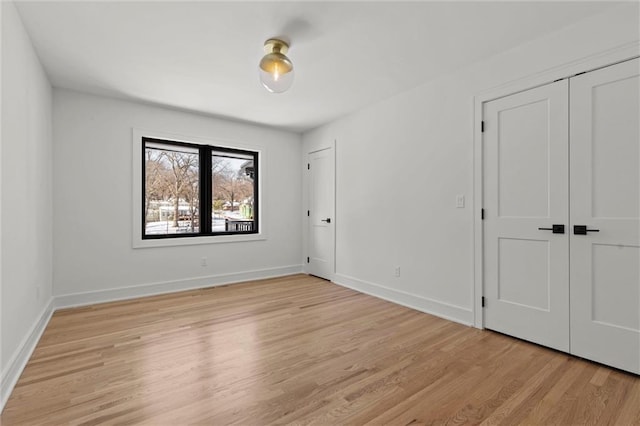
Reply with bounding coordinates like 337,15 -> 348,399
15,1 -> 620,133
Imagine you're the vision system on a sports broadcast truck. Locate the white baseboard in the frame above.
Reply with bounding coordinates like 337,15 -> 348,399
55,264 -> 304,309
1,298 -> 55,412
333,273 -> 474,326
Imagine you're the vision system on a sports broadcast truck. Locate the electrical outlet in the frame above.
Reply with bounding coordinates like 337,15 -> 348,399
201,257 -> 207,267
395,267 -> 401,277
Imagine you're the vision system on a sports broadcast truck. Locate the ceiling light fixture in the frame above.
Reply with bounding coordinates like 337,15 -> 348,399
259,38 -> 294,93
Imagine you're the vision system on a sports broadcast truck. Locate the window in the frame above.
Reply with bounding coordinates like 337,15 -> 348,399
142,137 -> 258,239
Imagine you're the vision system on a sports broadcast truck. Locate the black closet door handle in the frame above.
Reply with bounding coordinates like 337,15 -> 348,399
574,225 -> 599,235
538,224 -> 565,234
321,218 -> 331,224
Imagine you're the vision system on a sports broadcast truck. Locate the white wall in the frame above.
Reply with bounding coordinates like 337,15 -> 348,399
1,0 -> 53,401
53,90 -> 302,303
302,4 -> 640,326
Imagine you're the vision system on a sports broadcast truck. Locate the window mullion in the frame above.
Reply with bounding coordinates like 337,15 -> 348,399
200,146 -> 213,234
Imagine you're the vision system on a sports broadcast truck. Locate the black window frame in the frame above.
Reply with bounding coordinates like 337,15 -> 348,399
142,137 -> 259,240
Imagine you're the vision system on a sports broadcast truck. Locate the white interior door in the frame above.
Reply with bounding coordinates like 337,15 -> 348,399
307,147 -> 335,280
483,80 -> 570,352
569,58 -> 640,374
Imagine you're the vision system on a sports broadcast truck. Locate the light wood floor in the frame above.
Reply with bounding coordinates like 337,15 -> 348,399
2,274 -> 639,425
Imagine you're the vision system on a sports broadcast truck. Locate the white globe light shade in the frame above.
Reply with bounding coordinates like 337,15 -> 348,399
259,67 -> 294,93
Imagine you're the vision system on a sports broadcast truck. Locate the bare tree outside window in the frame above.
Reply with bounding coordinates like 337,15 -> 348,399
212,151 -> 255,233
144,143 -> 199,235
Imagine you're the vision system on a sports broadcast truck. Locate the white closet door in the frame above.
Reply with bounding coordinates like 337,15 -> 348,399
483,80 -> 570,351
570,58 -> 640,374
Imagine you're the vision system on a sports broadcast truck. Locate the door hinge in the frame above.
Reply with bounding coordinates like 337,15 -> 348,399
307,163 -> 310,170
307,210 -> 310,217
481,208 -> 485,220
481,121 -> 485,133
482,296 -> 485,308
307,257 -> 310,263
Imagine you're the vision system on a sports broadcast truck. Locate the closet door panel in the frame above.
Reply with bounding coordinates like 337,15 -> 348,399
570,58 -> 640,374
483,80 -> 570,352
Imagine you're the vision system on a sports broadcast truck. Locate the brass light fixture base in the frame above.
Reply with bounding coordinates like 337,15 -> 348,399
264,38 -> 289,55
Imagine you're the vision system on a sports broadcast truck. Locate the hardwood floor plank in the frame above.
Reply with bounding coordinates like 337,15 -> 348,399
2,274 -> 639,425
614,378 -> 640,425
520,358 -> 586,425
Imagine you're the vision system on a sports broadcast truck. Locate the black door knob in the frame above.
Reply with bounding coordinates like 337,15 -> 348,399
574,225 -> 599,235
321,218 -> 331,224
538,224 -> 565,234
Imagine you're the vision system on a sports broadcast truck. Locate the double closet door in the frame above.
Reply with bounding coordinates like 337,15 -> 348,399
483,58 -> 639,374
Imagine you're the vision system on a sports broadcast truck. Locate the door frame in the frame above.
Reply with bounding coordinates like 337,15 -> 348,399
303,139 -> 336,281
472,44 -> 640,329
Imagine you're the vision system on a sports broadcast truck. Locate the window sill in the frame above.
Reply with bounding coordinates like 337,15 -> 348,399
133,233 -> 266,249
